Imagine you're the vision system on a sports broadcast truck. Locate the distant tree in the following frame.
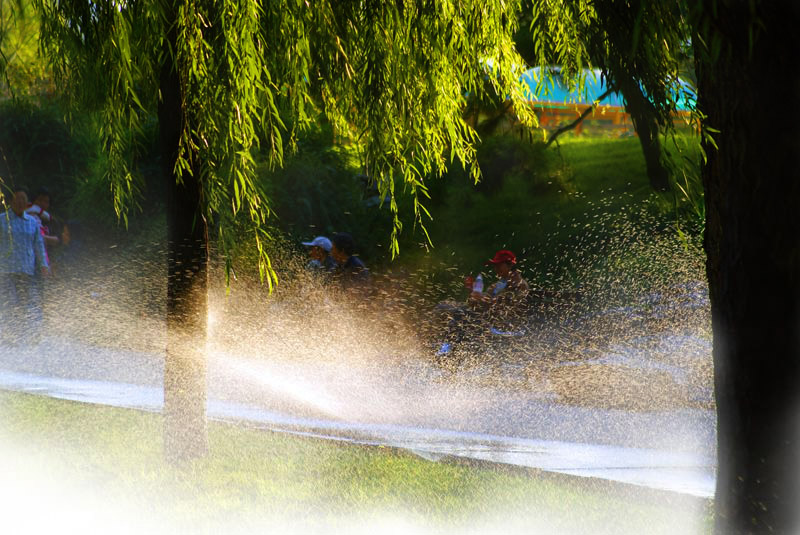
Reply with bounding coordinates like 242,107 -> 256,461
523,1 -> 800,532
519,0 -> 689,192
586,1 -> 689,193
31,0 -> 532,461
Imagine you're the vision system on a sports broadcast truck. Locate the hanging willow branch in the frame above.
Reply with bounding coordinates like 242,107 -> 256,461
33,0 -> 535,267
544,87 -> 615,147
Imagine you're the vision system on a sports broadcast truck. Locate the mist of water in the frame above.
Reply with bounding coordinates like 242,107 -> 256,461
0,205 -> 715,533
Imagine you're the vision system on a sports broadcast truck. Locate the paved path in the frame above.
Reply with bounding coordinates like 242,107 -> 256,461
0,335 -> 716,498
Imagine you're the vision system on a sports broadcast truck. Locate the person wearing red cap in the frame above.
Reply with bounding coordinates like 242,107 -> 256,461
434,249 -> 529,360
469,249 -> 530,316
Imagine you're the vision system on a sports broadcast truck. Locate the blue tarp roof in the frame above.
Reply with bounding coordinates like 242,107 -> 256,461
520,67 -> 696,111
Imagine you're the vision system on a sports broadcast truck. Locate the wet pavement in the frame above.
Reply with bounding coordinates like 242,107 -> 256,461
0,335 -> 716,498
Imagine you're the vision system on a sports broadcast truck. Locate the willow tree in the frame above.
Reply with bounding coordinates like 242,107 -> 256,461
33,0 -> 532,461
1,0 -> 49,98
519,0 -> 691,192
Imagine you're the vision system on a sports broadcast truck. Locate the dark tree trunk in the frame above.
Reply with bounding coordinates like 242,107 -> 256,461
159,27 -> 209,463
617,75 -> 671,192
694,3 -> 800,533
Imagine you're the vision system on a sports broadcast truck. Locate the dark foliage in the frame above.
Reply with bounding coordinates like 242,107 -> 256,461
0,100 -> 88,203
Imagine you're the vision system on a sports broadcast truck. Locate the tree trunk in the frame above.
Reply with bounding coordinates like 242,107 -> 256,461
617,75 -> 671,192
694,3 -> 800,533
159,29 -> 209,463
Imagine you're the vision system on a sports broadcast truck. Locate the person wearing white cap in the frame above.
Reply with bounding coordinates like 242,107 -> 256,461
301,236 -> 337,272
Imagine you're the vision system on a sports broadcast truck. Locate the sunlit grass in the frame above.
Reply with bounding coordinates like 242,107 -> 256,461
396,135 -> 697,286
0,390 -> 713,534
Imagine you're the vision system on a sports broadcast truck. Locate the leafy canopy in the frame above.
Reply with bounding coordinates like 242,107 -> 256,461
1,0 -> 51,98
27,0 -> 702,276
32,0 -> 534,281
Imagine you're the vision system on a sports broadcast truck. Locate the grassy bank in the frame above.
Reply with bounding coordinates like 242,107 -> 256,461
378,134 -> 704,308
406,136 -> 657,274
0,390 -> 712,534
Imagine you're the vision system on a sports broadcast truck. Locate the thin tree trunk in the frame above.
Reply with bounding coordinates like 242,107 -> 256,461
159,24 -> 209,463
695,3 -> 800,533
617,75 -> 670,192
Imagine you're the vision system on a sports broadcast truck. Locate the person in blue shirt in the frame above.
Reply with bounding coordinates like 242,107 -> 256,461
1,189 -> 49,345
330,232 -> 370,292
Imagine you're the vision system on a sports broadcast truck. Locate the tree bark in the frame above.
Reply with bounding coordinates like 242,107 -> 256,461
159,27 -> 209,463
695,3 -> 800,533
617,75 -> 671,192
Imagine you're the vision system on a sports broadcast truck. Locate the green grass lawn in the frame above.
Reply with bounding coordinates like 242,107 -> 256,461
385,134 -> 703,305
0,390 -> 712,534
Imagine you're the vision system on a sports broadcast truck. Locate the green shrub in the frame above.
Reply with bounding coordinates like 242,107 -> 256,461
257,126 -> 396,263
473,134 -> 567,196
0,99 -> 90,205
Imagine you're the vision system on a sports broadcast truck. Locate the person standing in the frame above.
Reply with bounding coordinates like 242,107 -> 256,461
26,188 -> 61,249
0,190 -> 50,345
